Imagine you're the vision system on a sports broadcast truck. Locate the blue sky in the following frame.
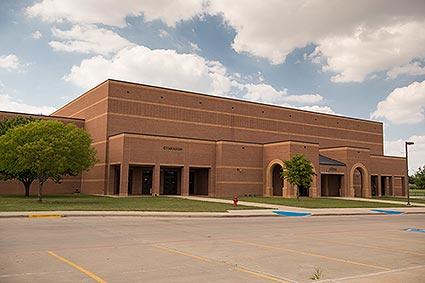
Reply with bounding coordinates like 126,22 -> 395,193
0,0 -> 424,172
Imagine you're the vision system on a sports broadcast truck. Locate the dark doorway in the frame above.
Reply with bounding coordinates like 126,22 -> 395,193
272,165 -> 283,196
381,176 -> 387,196
128,168 -> 133,195
189,168 -> 209,195
321,174 -> 341,196
113,165 -> 120,195
161,168 -> 180,195
142,169 -> 153,195
371,176 -> 378,196
298,186 -> 309,197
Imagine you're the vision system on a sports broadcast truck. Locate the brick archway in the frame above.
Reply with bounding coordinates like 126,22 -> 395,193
265,159 -> 284,196
349,163 -> 369,198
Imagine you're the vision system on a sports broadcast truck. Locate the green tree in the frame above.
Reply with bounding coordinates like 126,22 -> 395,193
412,165 -> 425,190
0,120 -> 97,202
0,116 -> 37,196
0,116 -> 36,136
280,154 -> 316,199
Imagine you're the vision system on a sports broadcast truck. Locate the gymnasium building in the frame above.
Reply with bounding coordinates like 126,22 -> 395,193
0,79 -> 407,198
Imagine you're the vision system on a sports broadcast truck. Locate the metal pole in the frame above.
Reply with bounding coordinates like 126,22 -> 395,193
405,141 -> 414,206
406,142 -> 410,206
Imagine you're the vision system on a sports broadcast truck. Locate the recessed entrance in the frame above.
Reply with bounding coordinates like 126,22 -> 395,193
354,168 -> 362,197
127,166 -> 153,195
272,165 -> 283,196
161,168 -> 181,195
371,176 -> 378,196
350,164 -> 369,198
321,174 -> 342,196
189,168 -> 209,195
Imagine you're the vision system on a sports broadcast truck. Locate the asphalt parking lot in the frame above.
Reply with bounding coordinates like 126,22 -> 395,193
1,214 -> 424,283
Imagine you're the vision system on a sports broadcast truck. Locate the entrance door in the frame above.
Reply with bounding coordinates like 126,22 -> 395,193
163,169 -> 179,195
371,176 -> 378,196
142,169 -> 153,195
272,165 -> 283,196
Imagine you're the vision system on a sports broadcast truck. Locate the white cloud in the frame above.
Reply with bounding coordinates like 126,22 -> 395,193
189,42 -> 201,52
208,0 -> 425,82
32,30 -> 42,39
64,45 -> 233,95
0,94 -> 56,115
371,80 -> 425,125
387,62 -> 425,79
242,83 -> 323,104
315,22 -> 425,82
26,0 -> 205,28
49,24 -> 133,55
385,135 -> 425,175
0,54 -> 25,71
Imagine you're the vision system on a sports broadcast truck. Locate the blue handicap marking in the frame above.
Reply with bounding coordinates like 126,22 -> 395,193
402,228 -> 425,233
273,211 -> 311,217
371,209 -> 405,215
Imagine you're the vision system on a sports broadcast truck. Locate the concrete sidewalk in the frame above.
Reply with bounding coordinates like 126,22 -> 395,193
2,196 -> 425,218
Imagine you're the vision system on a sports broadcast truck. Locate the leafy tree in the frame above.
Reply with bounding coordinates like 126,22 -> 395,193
0,120 -> 97,202
412,165 -> 425,190
0,116 -> 36,136
0,116 -> 37,196
280,154 -> 316,199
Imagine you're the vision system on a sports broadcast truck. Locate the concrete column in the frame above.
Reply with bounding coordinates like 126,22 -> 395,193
119,162 -> 129,196
208,168 -> 215,196
180,166 -> 189,196
377,175 -> 382,196
385,177 -> 389,196
152,164 -> 160,196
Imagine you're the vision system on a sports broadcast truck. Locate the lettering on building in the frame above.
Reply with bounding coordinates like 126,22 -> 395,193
163,146 -> 183,151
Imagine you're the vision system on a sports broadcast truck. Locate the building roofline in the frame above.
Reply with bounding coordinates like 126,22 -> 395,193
58,78 -> 383,125
319,145 -> 371,151
50,79 -> 109,116
370,154 -> 406,160
0,110 -> 85,121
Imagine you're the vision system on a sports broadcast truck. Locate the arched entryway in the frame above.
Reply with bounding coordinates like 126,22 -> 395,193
265,159 -> 284,196
272,165 -> 283,196
350,163 -> 369,197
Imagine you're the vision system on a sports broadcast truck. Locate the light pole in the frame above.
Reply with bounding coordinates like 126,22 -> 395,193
405,141 -> 414,205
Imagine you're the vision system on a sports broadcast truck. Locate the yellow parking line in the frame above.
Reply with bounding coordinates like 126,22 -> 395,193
300,236 -> 425,256
230,240 -> 391,271
151,244 -> 291,283
47,251 -> 108,283
29,214 -> 62,218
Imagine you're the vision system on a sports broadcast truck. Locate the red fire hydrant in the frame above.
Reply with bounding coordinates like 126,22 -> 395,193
233,196 -> 238,206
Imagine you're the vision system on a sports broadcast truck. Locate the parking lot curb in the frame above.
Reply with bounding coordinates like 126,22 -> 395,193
1,210 -> 425,218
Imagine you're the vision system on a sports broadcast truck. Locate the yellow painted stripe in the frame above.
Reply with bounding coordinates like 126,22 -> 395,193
48,251 -> 108,283
301,236 -> 425,256
151,245 -> 291,283
28,214 -> 62,218
231,240 -> 391,271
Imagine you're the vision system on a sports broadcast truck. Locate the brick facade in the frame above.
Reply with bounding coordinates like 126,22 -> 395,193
0,79 -> 407,197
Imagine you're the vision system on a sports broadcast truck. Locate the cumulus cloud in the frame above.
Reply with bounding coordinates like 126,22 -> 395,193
371,80 -> 425,124
387,62 -> 425,79
0,54 -> 25,71
315,22 -> 425,82
32,30 -> 42,39
26,0 -> 205,27
208,0 -> 425,82
242,83 -> 323,105
49,24 -> 133,55
0,94 -> 56,115
64,45 -> 234,95
385,135 -> 425,174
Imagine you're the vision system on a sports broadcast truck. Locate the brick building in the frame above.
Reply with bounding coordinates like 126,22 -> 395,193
0,79 -> 407,197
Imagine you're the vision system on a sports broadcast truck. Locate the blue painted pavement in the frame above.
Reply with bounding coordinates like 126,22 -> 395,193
371,209 -> 405,215
273,211 -> 311,217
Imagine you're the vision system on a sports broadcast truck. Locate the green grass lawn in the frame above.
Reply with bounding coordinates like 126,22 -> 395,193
374,196 -> 425,204
214,196 -> 407,208
0,195 -> 261,212
409,189 -> 425,197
